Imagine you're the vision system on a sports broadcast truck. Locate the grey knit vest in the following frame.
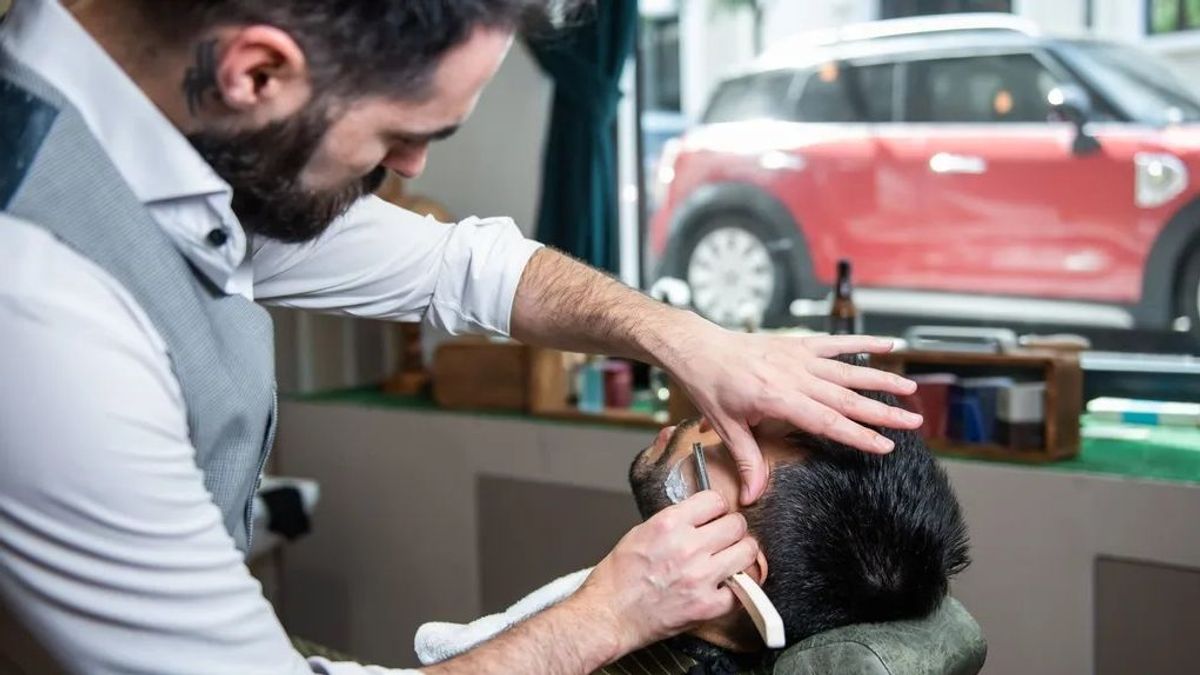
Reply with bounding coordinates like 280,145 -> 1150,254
0,54 -> 277,555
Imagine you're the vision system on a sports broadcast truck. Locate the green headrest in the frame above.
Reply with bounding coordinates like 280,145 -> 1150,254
773,597 -> 986,675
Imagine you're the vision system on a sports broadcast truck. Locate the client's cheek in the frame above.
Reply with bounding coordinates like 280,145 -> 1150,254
706,455 -> 744,508
712,476 -> 742,513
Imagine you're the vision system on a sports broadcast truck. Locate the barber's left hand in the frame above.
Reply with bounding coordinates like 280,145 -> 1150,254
662,318 -> 922,504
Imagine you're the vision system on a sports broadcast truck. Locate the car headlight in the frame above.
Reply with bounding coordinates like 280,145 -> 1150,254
1135,152 -> 1188,208
652,137 -> 683,211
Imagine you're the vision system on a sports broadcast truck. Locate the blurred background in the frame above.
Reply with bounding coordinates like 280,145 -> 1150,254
279,0 -> 1200,409
634,0 -> 1200,386
7,2 -> 1193,673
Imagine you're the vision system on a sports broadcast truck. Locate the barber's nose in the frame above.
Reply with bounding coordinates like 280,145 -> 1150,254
384,147 -> 428,180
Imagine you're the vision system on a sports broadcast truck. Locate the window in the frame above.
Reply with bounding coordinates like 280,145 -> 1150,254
849,63 -> 898,122
630,2 -> 1200,375
1148,0 -> 1200,35
880,0 -> 1013,19
795,64 -> 861,123
1054,41 -> 1200,124
703,71 -> 799,124
906,54 -> 1059,123
641,16 -> 682,112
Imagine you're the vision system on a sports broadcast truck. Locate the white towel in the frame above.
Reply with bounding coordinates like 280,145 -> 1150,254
413,567 -> 592,666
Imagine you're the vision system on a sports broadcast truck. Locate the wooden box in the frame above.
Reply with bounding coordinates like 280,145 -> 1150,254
870,349 -> 1082,463
432,339 -> 530,411
432,339 -> 670,429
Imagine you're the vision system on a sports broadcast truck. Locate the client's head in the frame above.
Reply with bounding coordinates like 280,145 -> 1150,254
628,389 -> 970,649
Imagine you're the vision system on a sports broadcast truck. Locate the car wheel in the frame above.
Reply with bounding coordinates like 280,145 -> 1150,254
681,216 -> 789,328
1179,244 -> 1200,343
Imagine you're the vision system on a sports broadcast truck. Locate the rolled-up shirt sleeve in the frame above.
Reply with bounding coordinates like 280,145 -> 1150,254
251,196 -> 544,337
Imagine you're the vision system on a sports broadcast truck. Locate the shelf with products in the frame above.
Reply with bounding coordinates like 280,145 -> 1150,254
414,336 -> 667,428
868,349 -> 1083,463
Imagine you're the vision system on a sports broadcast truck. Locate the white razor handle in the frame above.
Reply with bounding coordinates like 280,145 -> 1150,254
726,572 -> 785,649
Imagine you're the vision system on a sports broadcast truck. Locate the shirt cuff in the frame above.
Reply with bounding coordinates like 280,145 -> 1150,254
307,656 -> 423,674
488,235 -> 544,337
425,216 -> 544,338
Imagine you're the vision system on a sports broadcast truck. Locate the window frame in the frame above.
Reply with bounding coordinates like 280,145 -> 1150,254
625,9 -> 1200,374
866,47 -> 1079,125
700,68 -> 804,125
839,58 -> 906,123
792,62 -> 873,124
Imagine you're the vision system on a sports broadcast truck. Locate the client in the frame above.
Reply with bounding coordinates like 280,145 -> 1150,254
416,390 -> 970,674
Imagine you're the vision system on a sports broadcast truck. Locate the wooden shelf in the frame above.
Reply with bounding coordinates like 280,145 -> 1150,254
872,349 -> 1082,463
928,439 -> 1066,464
874,350 -> 1067,367
535,407 -> 666,430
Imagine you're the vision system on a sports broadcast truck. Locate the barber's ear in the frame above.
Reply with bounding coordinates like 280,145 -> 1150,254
211,26 -> 312,120
745,540 -> 769,584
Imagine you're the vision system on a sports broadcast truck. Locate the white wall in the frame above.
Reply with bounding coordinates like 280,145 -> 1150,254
1015,0 -> 1087,36
1088,0 -> 1149,41
762,0 -> 877,47
680,0 -> 756,121
273,43 -> 553,394
409,43 -> 552,236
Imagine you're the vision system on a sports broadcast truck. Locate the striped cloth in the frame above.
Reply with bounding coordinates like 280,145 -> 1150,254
291,636 -> 353,662
595,641 -> 773,675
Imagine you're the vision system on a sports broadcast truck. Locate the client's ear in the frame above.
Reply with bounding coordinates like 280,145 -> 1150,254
753,418 -> 798,440
745,539 -> 769,585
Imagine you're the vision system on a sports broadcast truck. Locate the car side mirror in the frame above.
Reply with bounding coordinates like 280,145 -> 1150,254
1049,85 -> 1101,156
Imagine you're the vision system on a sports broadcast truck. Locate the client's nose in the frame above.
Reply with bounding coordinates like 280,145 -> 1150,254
653,426 -> 677,452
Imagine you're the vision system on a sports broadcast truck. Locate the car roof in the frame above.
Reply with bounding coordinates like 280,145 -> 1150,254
732,14 -> 1078,79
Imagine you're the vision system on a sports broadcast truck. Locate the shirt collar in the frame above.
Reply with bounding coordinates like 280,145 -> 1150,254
0,0 -> 249,291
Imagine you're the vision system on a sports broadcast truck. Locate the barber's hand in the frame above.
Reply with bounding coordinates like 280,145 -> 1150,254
665,321 -> 922,504
574,491 -> 756,657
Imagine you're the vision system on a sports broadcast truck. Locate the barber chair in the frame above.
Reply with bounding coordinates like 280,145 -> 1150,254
772,597 -> 986,675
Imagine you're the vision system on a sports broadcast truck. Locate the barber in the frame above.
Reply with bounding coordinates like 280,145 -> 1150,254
0,1 -> 921,673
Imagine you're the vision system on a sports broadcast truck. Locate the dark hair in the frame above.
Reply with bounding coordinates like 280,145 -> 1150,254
132,0 -> 577,100
742,390 -> 970,644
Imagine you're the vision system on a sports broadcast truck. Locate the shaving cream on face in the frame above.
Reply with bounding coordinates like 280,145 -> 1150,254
664,455 -> 694,504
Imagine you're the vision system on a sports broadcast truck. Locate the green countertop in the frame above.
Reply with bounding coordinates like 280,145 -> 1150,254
290,387 -> 1200,486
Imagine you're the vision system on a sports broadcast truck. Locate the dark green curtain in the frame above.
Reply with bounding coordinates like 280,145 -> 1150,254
526,0 -> 638,273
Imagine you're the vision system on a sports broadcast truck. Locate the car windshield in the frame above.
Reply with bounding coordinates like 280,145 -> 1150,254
702,70 -> 798,123
1055,40 -> 1200,125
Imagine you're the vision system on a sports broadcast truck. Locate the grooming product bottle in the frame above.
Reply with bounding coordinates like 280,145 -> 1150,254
577,356 -> 606,414
829,258 -> 860,335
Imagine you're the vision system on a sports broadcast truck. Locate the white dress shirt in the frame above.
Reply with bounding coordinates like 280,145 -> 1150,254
0,1 -> 543,673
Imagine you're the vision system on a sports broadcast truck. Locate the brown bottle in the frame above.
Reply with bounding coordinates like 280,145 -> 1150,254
829,259 -> 860,335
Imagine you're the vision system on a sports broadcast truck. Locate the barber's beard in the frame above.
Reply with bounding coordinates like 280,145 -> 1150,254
187,106 -> 388,244
628,446 -> 674,521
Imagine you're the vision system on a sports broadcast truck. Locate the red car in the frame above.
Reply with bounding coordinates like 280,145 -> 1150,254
649,15 -> 1200,341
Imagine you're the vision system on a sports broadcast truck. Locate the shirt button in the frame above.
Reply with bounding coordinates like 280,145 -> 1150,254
206,229 -> 229,247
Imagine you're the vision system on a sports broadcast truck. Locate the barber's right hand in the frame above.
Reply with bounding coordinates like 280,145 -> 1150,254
572,490 -> 758,657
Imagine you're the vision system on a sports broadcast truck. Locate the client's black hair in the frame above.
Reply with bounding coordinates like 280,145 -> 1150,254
742,389 -> 970,644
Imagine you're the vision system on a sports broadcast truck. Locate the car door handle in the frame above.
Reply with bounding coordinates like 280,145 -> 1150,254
929,152 -> 988,175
